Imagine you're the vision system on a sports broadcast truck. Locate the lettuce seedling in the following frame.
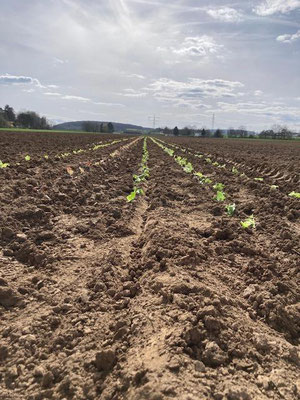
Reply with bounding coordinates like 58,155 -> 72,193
288,191 -> 300,199
0,160 -> 10,168
225,203 -> 236,216
215,191 -> 226,202
183,162 -> 193,173
232,166 -> 239,174
270,185 -> 278,190
254,177 -> 264,181
194,172 -> 204,178
241,215 -> 255,229
213,183 -> 225,191
25,155 -> 31,161
205,157 -> 212,164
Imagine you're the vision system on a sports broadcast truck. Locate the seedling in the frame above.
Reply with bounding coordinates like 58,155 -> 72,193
44,155 -> 49,159
225,203 -> 236,216
213,183 -> 225,191
0,160 -> 10,168
288,191 -> 300,199
215,191 -> 226,202
232,166 -> 239,174
270,185 -> 278,190
254,177 -> 264,182
205,157 -> 212,164
240,215 -> 255,229
194,172 -> 204,178
183,162 -> 193,173
25,155 -> 31,161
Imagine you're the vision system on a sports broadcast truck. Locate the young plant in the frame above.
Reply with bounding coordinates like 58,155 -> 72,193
0,160 -> 10,168
25,155 -> 31,161
213,182 -> 225,191
240,215 -> 255,229
215,191 -> 226,202
288,191 -> 300,199
225,203 -> 236,216
270,185 -> 278,190
232,166 -> 239,175
254,177 -> 264,182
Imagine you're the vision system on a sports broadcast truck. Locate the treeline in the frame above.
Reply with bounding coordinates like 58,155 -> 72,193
82,121 -> 114,133
159,124 -> 298,139
0,104 -> 51,129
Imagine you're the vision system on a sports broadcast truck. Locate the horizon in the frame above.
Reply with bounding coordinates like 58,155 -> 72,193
1,0 -> 300,131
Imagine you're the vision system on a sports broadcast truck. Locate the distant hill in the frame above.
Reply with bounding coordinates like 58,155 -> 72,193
53,121 -> 151,132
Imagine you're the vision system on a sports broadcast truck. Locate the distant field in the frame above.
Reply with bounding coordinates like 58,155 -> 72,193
0,127 -> 120,134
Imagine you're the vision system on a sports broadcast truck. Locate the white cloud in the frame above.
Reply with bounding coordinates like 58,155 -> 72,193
277,30 -> 300,43
207,7 -> 243,22
254,0 -> 300,16
61,95 -> 90,102
121,88 -> 147,97
44,92 -> 62,96
143,78 -> 244,108
126,74 -> 146,79
172,36 -> 224,58
254,90 -> 263,96
0,73 -> 41,86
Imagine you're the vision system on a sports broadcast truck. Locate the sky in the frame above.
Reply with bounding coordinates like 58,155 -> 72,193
0,0 -> 300,131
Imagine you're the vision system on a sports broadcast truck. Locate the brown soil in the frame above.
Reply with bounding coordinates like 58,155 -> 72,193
0,132 -> 299,400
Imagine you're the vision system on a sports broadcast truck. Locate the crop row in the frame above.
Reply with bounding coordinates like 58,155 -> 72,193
0,138 -> 128,169
127,137 -> 149,202
156,138 -> 300,199
151,137 -> 256,229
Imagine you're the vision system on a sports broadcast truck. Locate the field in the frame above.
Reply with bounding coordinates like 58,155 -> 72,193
0,131 -> 299,400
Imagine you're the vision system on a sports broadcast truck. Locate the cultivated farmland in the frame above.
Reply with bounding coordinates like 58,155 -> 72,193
0,131 -> 299,400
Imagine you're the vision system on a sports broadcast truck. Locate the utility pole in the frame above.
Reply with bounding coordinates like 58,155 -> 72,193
148,115 -> 160,130
212,113 -> 215,132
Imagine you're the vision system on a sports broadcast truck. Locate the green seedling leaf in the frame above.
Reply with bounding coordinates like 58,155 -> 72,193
254,177 -> 264,181
205,157 -> 212,164
288,191 -> 300,199
195,172 -> 204,178
213,182 -> 225,191
127,190 -> 137,202
136,188 -> 145,196
225,203 -> 236,216
240,215 -> 256,229
212,162 -> 219,167
232,166 -> 239,174
203,177 -> 212,184
44,154 -> 49,159
215,191 -> 226,202
183,163 -> 193,173
0,160 -> 10,168
270,185 -> 278,190
25,155 -> 31,161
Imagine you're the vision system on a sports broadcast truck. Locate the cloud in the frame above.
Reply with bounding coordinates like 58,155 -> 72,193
277,29 -> 300,43
207,7 -> 243,22
172,36 -> 224,58
44,92 -> 62,96
254,0 -> 300,16
143,78 -> 244,108
61,95 -> 90,102
217,101 -> 300,120
121,88 -> 147,97
254,90 -> 263,96
43,91 -> 125,106
0,73 -> 41,86
126,74 -> 146,79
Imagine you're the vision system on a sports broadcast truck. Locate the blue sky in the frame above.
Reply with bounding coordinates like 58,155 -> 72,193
0,0 -> 300,131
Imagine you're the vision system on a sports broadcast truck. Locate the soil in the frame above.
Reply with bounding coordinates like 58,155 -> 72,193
0,132 -> 299,400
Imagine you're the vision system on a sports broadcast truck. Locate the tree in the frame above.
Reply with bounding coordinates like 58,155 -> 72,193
107,122 -> 114,133
173,126 -> 179,136
214,129 -> 223,138
16,111 -> 50,129
4,105 -> 16,122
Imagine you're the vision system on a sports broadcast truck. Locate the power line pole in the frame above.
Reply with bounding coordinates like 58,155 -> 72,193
212,113 -> 215,132
148,115 -> 160,130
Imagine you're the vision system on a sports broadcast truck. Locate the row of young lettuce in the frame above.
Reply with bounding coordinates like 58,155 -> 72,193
127,137 -> 299,230
0,138 -> 127,169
